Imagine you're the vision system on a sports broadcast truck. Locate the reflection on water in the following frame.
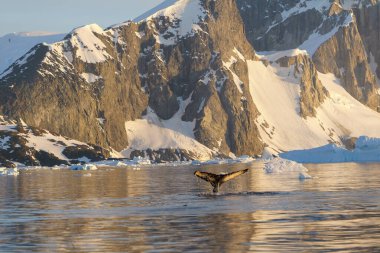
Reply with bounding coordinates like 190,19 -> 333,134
1,163 -> 380,252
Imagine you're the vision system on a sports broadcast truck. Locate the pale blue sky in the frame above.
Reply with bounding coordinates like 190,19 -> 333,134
0,0 -> 163,36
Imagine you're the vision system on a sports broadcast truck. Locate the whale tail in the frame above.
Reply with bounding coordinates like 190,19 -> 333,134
194,169 -> 249,193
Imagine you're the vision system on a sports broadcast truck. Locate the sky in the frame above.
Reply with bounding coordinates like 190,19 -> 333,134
0,0 -> 163,36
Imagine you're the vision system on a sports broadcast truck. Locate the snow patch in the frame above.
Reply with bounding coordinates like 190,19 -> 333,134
97,118 -> 105,125
80,72 -> 102,83
0,136 -> 11,150
24,130 -> 91,161
256,49 -> 308,62
233,47 -> 246,62
223,56 -> 244,93
0,123 -> 17,132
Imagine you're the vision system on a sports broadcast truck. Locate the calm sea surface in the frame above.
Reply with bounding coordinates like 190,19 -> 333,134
1,162 -> 380,252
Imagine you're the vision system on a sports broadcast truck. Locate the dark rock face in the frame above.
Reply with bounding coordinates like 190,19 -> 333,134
34,151 -> 69,167
342,136 -> 358,150
252,9 -> 323,51
237,0 -> 302,47
191,0 -> 264,156
313,22 -> 380,111
62,145 -> 109,162
354,3 -> 380,79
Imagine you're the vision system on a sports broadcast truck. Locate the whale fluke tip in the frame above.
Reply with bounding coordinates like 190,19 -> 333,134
194,168 -> 249,193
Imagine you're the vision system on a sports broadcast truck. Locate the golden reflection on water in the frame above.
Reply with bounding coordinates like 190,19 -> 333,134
0,162 -> 380,252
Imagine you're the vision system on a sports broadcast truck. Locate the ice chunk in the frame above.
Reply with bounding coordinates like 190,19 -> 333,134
355,136 -> 380,150
261,147 -> 277,160
264,157 -> 312,180
70,164 -> 98,171
281,136 -> 380,163
0,167 -> 19,176
299,172 -> 312,180
132,156 -> 151,165
264,157 -> 308,174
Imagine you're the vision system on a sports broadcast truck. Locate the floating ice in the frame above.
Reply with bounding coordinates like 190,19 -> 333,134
264,157 -> 308,174
0,167 -> 19,176
281,136 -> 380,163
70,164 -> 98,171
264,157 -> 312,180
261,147 -> 277,160
132,156 -> 152,165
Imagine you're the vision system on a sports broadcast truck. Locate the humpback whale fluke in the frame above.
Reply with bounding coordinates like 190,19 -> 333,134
194,169 -> 249,193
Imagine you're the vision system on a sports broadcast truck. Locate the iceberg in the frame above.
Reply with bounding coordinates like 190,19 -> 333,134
281,136 -> 380,163
263,157 -> 312,180
0,167 -> 19,176
70,164 -> 98,171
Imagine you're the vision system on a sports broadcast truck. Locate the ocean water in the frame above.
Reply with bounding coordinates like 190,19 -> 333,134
0,162 -> 380,252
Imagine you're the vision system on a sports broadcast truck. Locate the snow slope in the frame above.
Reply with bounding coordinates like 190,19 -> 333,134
24,129 -> 90,161
248,61 -> 328,151
248,60 -> 380,153
123,100 -> 215,161
133,0 -> 206,45
68,24 -> 112,63
0,32 -> 65,74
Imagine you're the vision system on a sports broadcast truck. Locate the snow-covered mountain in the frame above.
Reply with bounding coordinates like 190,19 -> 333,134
0,32 -> 65,74
1,0 -> 380,165
0,116 -> 109,167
